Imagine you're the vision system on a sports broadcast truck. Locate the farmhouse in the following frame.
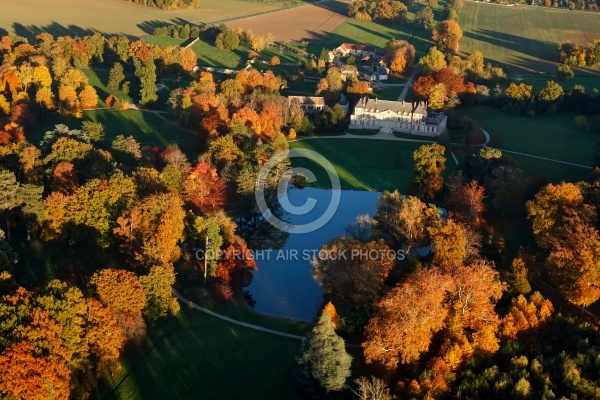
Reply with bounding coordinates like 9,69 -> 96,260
350,97 -> 447,136
288,96 -> 326,113
328,43 -> 377,63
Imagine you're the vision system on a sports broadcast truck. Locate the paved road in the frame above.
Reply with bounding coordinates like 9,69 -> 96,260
397,64 -> 420,102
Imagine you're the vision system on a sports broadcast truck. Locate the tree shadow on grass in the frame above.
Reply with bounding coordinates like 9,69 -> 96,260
12,22 -> 134,42
137,17 -> 198,36
463,28 -> 560,74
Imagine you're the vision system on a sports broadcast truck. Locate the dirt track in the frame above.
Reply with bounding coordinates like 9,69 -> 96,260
226,0 -> 348,42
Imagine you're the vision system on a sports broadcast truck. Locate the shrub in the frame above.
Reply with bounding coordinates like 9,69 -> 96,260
557,63 -> 574,80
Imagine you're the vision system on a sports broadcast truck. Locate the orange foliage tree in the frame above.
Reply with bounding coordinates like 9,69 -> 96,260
0,341 -> 70,400
432,20 -> 463,54
183,162 -> 227,213
363,268 -> 453,372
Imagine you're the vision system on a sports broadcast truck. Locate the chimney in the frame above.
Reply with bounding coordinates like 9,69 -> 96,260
375,97 -> 378,104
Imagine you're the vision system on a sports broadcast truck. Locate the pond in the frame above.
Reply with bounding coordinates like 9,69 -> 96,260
245,187 -> 382,322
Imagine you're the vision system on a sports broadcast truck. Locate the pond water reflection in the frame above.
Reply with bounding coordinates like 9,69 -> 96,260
244,187 -> 382,322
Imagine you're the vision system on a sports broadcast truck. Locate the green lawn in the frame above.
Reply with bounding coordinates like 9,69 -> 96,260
289,138 -> 441,191
372,86 -> 401,101
85,109 -> 198,157
92,306 -> 305,400
459,2 -> 600,75
459,106 -> 594,182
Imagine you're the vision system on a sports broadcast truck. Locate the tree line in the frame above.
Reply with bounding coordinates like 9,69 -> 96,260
124,0 -> 200,10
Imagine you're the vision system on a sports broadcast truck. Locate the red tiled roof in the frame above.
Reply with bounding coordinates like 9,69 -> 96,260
338,43 -> 376,53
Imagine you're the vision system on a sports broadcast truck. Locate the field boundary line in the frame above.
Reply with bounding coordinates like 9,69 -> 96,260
489,147 -> 593,169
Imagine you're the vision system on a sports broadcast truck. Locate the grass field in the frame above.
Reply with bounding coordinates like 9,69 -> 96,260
289,138 -> 446,191
459,106 -> 595,182
459,2 -> 600,75
81,68 -> 134,106
92,305 -> 306,400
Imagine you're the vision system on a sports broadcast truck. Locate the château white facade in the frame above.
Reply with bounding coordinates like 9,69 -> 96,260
350,97 -> 447,136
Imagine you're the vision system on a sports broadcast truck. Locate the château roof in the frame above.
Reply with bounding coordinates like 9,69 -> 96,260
355,97 -> 427,115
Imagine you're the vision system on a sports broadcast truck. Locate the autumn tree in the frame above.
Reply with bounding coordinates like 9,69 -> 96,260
500,292 -> 553,339
363,268 -> 452,372
296,313 -> 352,396
432,20 -> 463,54
18,145 -> 43,184
373,191 -> 432,250
428,219 -> 480,268
139,264 -> 180,321
90,268 -> 147,347
386,39 -> 415,75
412,75 -> 435,101
347,80 -> 372,96
445,177 -> 486,226
0,170 -> 22,239
375,0 -> 408,22
434,261 -> 504,370
557,63 -> 574,80
34,280 -> 89,368
0,341 -> 70,400
505,82 -> 534,102
428,82 -> 448,110
419,46 -> 447,74
526,182 -> 593,248
312,238 -> 394,329
78,85 -> 98,109
545,220 -> 600,306
215,243 -> 258,297
178,47 -> 197,72
509,255 -> 532,295
114,192 -> 185,269
51,162 -> 78,194
35,87 -> 55,111
321,301 -> 339,329
85,298 -> 125,366
412,143 -> 446,200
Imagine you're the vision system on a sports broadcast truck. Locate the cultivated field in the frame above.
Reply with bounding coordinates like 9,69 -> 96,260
0,0 -> 291,39
226,0 -> 349,42
459,2 -> 600,75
